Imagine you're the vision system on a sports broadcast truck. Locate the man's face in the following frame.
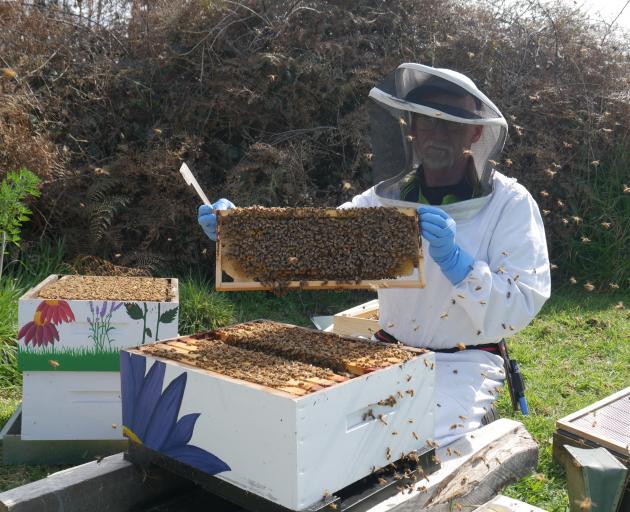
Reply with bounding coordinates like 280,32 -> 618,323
411,93 -> 483,172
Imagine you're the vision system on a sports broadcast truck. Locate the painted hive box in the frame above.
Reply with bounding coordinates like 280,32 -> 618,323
332,299 -> 380,338
216,207 -> 424,292
121,320 -> 435,511
17,274 -> 179,371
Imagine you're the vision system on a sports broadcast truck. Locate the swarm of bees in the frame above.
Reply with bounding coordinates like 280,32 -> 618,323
218,207 -> 420,289
141,320 -> 420,396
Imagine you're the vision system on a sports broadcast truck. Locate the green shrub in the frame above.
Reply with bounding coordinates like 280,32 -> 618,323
0,168 -> 40,279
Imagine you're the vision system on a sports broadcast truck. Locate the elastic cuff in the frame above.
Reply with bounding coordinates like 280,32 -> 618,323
442,247 -> 475,285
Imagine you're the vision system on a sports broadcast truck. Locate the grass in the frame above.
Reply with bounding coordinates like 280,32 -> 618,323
0,248 -> 628,509
497,290 -> 629,510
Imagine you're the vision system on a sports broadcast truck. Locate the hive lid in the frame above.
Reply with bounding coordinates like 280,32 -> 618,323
557,387 -> 630,457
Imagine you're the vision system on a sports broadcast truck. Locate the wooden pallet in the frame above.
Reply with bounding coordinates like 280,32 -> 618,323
215,208 -> 424,292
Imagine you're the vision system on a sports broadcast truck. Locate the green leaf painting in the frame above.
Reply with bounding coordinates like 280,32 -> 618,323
125,302 -> 178,345
159,307 -> 178,324
125,303 -> 144,320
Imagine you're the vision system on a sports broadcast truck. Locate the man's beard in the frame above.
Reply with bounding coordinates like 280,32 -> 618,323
419,142 -> 456,171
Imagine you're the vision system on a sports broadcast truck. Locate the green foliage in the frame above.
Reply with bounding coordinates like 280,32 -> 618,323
0,169 -> 40,278
0,168 -> 40,245
178,273 -> 235,334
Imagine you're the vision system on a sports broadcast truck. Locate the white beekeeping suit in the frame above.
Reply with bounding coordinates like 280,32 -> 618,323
340,63 -> 551,445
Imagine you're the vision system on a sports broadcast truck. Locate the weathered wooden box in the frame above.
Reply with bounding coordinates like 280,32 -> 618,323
332,299 -> 380,338
17,274 -> 179,441
121,325 -> 436,511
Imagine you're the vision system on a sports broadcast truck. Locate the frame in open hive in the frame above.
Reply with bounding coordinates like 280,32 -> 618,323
121,321 -> 436,510
215,207 -> 424,292
139,320 -> 425,396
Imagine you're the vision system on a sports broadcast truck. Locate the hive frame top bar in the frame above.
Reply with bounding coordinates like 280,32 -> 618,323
129,319 -> 430,400
215,207 -> 425,292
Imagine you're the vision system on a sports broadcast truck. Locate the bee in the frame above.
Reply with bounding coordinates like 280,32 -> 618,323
575,497 -> 593,511
392,431 -> 398,436
329,504 -> 337,510
452,369 -> 458,374
412,432 -> 419,440
378,414 -> 389,426
601,221 -> 611,229
569,277 -> 577,284
413,325 -> 420,331
453,449 -> 462,456
479,300 -> 487,305
476,330 -> 482,336
386,447 -> 392,460
475,285 -> 482,291
111,423 -> 118,429
456,343 -> 466,350
406,375 -> 412,382
497,265 -> 505,274
378,477 -> 387,485
94,455 -> 105,464
507,291 -> 511,299
407,418 -> 415,423
584,282 -> 595,292
322,490 -> 331,499
440,312 -> 448,319
48,359 -> 60,369
406,389 -> 415,397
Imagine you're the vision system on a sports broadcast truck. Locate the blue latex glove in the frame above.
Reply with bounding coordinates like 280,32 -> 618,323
198,198 -> 235,241
417,205 -> 475,285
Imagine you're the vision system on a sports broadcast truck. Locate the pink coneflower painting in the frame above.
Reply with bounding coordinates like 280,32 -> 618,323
18,312 -> 60,347
36,300 -> 75,325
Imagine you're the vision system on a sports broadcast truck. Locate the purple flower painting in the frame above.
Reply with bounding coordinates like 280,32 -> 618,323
120,352 -> 230,475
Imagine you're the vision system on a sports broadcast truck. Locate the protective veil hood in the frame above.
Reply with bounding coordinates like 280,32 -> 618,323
368,63 -> 508,201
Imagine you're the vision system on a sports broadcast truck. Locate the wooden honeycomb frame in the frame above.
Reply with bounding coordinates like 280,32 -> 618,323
136,320 -> 427,397
215,207 -> 425,291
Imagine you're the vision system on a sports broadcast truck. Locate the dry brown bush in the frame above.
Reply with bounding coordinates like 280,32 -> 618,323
0,0 -> 628,286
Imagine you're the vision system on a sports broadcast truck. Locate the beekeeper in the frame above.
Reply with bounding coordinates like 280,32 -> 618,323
198,63 -> 551,446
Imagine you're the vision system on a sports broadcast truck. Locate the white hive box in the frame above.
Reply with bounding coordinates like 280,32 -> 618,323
121,325 -> 436,511
332,299 -> 380,338
17,274 -> 179,441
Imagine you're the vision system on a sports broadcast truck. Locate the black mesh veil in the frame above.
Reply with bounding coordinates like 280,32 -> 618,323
368,64 -> 508,201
